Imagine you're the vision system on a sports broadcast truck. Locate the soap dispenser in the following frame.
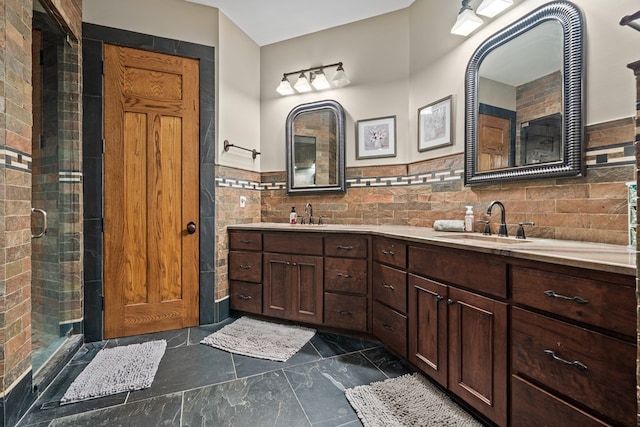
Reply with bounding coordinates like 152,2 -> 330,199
290,207 -> 297,224
464,206 -> 474,232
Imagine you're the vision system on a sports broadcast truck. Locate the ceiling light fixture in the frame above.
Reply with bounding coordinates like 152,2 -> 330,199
451,0 -> 484,36
275,62 -> 350,96
476,0 -> 513,18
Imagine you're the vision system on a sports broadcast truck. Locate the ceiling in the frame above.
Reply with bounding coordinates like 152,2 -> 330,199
183,0 -> 415,46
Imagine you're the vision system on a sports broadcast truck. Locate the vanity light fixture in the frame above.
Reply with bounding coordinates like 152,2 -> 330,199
276,75 -> 295,95
293,72 -> 313,93
276,62 -> 350,96
476,0 -> 513,18
451,0 -> 484,36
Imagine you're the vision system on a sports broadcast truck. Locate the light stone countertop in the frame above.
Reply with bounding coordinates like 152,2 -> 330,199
228,223 -> 637,276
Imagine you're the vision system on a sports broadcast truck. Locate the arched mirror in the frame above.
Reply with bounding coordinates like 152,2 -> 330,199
286,99 -> 346,194
464,1 -> 584,185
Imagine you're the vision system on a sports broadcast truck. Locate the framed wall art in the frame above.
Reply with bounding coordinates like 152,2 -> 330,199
418,95 -> 452,152
356,115 -> 397,159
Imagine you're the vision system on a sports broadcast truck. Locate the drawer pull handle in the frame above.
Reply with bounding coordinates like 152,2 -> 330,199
381,249 -> 395,256
240,240 -> 253,244
383,323 -> 393,331
238,294 -> 252,300
544,350 -> 588,371
436,295 -> 444,302
544,290 -> 589,305
337,273 -> 352,278
339,310 -> 352,316
240,264 -> 252,269
381,282 -> 395,290
337,245 -> 353,250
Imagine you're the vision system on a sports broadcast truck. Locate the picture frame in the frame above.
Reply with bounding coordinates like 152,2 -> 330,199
418,95 -> 453,152
356,115 -> 397,159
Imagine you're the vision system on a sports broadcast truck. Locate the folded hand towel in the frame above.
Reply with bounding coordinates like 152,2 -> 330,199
433,220 -> 465,232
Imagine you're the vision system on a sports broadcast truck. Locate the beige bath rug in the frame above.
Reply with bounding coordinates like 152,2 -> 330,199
61,340 -> 166,404
345,373 -> 483,426
200,317 -> 315,362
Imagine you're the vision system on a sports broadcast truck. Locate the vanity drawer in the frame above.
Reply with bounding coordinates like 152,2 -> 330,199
324,293 -> 367,332
229,231 -> 262,251
228,251 -> 262,283
511,376 -> 611,427
263,233 -> 323,256
512,307 -> 635,427
324,258 -> 367,295
372,262 -> 407,313
324,235 -> 368,258
408,245 -> 507,298
229,281 -> 262,314
373,300 -> 407,358
511,266 -> 636,337
372,237 -> 407,269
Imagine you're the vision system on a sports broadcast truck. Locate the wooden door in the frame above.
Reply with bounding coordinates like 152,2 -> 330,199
103,44 -> 199,338
448,287 -> 507,426
478,113 -> 510,171
408,274 -> 448,387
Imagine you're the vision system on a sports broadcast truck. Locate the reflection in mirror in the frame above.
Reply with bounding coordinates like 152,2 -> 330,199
465,1 -> 584,185
286,100 -> 346,194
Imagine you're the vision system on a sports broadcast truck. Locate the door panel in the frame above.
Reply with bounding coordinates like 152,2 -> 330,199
478,113 -> 510,171
103,44 -> 199,338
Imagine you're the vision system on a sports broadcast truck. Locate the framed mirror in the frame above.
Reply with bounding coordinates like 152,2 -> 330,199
464,1 -> 584,186
286,99 -> 346,194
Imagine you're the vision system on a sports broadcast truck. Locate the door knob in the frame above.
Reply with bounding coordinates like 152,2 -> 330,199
187,221 -> 197,234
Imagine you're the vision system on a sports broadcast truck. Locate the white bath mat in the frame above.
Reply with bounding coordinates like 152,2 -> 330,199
61,340 -> 167,404
200,317 -> 315,362
345,373 -> 483,426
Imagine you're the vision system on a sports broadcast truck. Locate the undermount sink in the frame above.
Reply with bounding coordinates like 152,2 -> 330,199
435,233 -> 531,244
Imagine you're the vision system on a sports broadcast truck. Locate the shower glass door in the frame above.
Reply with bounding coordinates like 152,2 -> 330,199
31,1 -> 83,375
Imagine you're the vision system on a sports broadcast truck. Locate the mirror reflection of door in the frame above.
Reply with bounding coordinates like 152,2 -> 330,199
292,110 -> 337,187
477,20 -> 563,171
294,136 -> 316,186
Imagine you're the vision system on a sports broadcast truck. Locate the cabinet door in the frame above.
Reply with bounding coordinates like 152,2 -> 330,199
263,253 -> 290,319
448,287 -> 507,427
291,255 -> 323,324
408,274 -> 448,387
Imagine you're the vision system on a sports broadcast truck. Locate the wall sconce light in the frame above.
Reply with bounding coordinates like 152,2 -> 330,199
451,0 -> 513,36
276,62 -> 350,96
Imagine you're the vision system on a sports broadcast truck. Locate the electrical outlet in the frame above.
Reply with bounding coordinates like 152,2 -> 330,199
240,196 -> 247,208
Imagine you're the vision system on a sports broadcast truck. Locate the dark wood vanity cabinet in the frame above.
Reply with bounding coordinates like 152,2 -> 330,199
228,228 -> 637,427
228,231 -> 263,314
372,237 -> 408,358
263,234 -> 323,324
408,244 -> 508,427
323,234 -> 369,332
510,263 -> 637,427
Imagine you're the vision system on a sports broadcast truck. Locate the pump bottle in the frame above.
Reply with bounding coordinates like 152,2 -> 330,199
290,207 -> 297,224
464,206 -> 474,232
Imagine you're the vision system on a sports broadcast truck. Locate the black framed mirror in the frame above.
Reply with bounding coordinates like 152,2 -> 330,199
464,1 -> 584,186
286,99 -> 346,194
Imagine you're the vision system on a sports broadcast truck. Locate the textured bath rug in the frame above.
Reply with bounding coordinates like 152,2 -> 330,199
200,317 -> 315,362
345,373 -> 483,427
60,340 -> 167,404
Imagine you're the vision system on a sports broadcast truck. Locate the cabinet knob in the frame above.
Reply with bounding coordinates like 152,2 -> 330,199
447,299 -> 455,305
186,221 -> 197,234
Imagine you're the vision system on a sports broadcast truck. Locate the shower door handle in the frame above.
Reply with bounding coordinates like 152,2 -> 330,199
31,208 -> 48,238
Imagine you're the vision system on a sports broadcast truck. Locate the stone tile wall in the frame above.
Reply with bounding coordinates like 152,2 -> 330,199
215,117 -> 635,307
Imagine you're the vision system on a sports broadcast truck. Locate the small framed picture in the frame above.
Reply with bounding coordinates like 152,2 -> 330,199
418,95 -> 453,152
356,115 -> 397,159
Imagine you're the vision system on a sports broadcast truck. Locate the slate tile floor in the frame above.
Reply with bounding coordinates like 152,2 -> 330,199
17,317 -> 414,427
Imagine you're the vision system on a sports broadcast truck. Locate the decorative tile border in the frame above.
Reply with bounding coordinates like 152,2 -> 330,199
0,148 -> 32,171
215,141 -> 634,192
585,140 -> 635,167
59,170 -> 83,183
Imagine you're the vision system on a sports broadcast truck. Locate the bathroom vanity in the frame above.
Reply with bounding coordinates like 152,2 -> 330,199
227,224 -> 636,427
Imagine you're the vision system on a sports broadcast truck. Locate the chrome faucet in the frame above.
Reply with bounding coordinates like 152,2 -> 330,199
305,203 -> 314,225
486,200 -> 508,237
